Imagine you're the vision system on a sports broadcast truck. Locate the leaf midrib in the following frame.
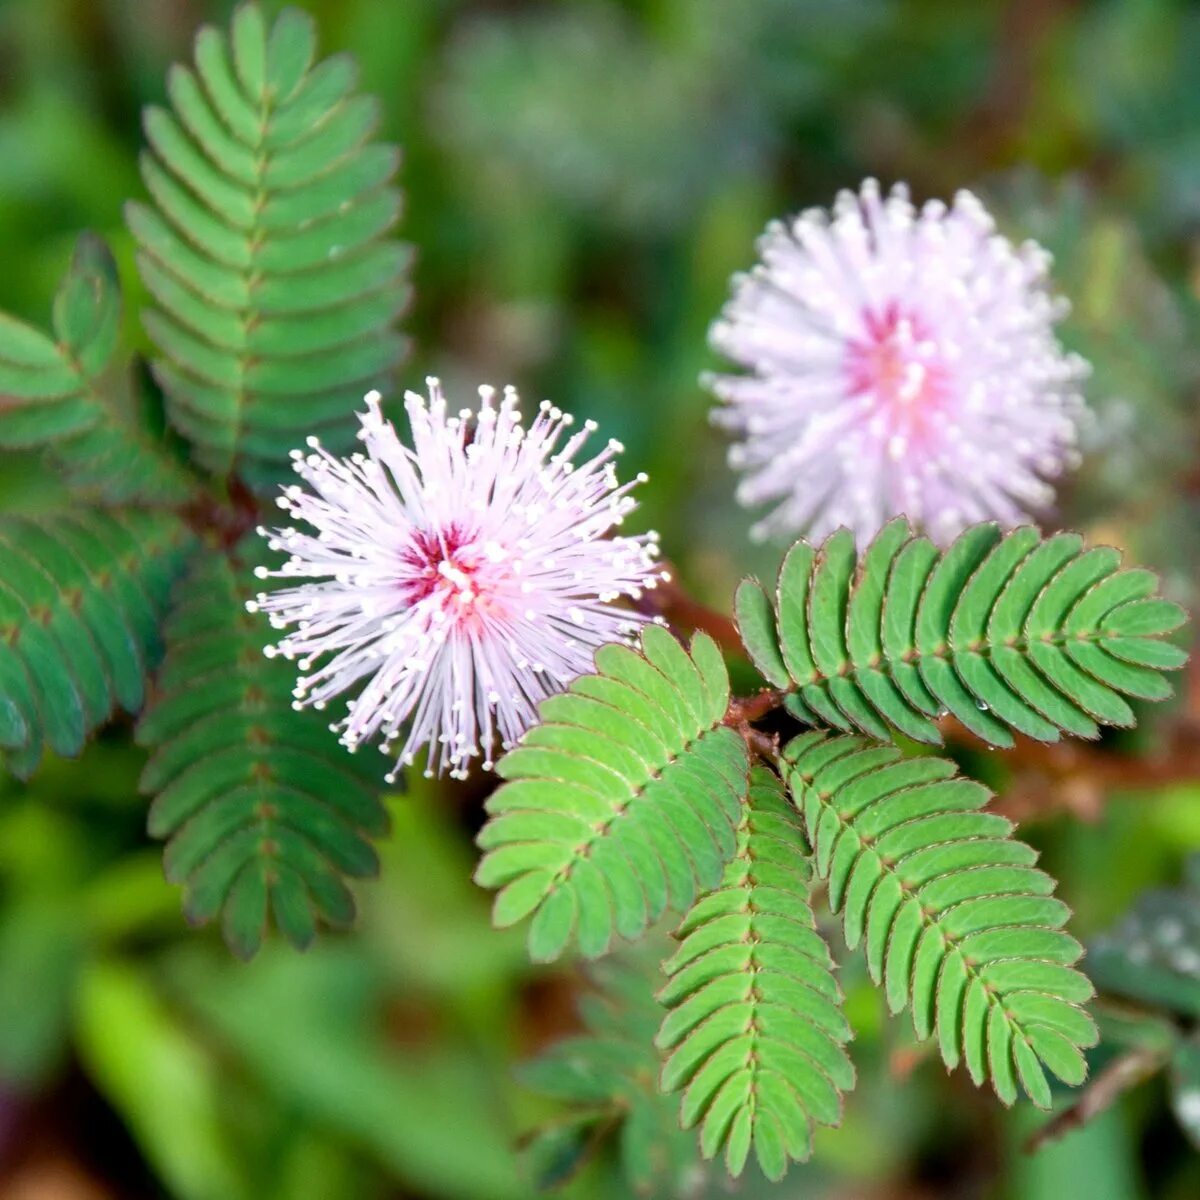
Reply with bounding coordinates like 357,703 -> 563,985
226,81 -> 275,478
800,626 -> 1132,686
553,720 -> 726,889
801,775 -> 1042,1072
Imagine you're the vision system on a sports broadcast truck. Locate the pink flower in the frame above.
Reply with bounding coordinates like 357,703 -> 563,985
708,180 -> 1089,546
251,381 -> 662,780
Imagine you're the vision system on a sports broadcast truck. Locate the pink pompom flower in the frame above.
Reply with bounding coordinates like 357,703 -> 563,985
707,179 -> 1089,546
250,381 -> 662,780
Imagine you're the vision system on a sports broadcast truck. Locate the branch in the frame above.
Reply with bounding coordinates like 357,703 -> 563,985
181,473 -> 262,547
643,564 -> 743,657
726,688 -> 789,725
1024,1044 -> 1168,1153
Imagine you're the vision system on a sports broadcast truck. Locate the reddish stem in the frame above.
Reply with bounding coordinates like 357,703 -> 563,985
645,564 -> 744,657
726,689 -> 789,725
180,474 -> 261,550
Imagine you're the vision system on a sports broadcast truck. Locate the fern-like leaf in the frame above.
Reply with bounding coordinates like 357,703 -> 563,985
0,510 -> 193,778
136,542 -> 388,959
476,626 -> 750,962
783,732 -> 1098,1107
129,2 -> 410,490
657,768 -> 852,1182
0,234 -> 195,503
737,519 -> 1188,748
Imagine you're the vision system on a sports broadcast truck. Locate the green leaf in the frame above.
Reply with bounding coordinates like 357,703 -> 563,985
136,540 -> 388,958
657,768 -> 850,1181
0,234 -> 195,503
0,894 -> 85,1088
748,522 -> 1187,746
734,577 -> 789,688
1088,855 -> 1200,1020
166,941 -> 526,1197
74,958 -> 251,1200
518,1117 -> 604,1192
519,943 -> 705,1196
130,2 -> 409,491
1170,1035 -> 1200,1151
476,628 -> 749,961
784,732 -> 1098,1107
0,510 -> 192,779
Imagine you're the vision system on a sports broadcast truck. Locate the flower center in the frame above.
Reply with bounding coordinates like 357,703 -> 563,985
844,302 -> 951,455
396,526 -> 505,622
399,527 -> 470,597
436,557 -> 476,599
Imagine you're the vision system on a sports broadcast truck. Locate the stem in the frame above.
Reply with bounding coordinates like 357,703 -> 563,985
179,473 -> 262,549
645,563 -> 743,657
1023,1044 -> 1168,1153
726,689 -> 789,725
739,725 -> 780,766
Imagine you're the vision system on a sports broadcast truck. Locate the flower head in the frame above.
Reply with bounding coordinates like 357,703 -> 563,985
250,381 -> 662,780
708,179 -> 1089,546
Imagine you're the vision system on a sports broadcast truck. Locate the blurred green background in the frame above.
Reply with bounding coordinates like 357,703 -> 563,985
1,0 -> 1199,1196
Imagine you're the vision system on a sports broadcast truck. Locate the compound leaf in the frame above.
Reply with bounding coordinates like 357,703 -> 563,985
0,510 -> 193,779
0,234 -> 196,503
476,628 -> 750,961
657,768 -> 850,1181
130,1 -> 410,491
519,943 -> 704,1196
750,519 -> 1186,747
137,540 -> 388,958
784,732 -> 1098,1107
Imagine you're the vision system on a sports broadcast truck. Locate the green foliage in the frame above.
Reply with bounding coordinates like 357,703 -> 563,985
656,768 -> 852,1181
1088,857 -> 1200,1150
737,519 -> 1188,749
519,945 -> 703,1197
136,543 -> 388,959
75,958 -> 251,1200
0,233 -> 195,504
477,626 -> 749,962
437,6 -> 746,234
129,2 -> 409,490
1172,1037 -> 1200,1150
0,509 -> 192,778
479,518 -> 1186,1178
783,731 -> 1098,1107
2,1 -> 1199,1193
1089,853 -> 1200,1020
164,939 -> 530,1200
